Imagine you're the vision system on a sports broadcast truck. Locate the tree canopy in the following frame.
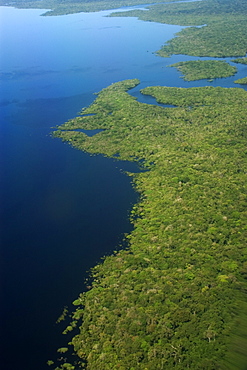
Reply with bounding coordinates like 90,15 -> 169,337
53,79 -> 247,369
168,60 -> 237,81
0,0 -> 188,16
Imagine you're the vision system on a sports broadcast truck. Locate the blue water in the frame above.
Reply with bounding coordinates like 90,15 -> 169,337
0,5 -> 246,370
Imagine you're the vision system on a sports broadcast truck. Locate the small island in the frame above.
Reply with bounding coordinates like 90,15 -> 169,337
234,77 -> 247,85
169,60 -> 237,81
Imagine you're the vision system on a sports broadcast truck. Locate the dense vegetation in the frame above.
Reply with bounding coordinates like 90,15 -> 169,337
169,60 -> 237,81
53,79 -> 247,369
110,0 -> 247,58
232,58 -> 247,65
234,77 -> 247,85
0,0 -> 186,16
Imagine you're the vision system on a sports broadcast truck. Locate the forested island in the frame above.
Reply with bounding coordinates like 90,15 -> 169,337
168,60 -> 237,82
2,0 -> 246,369
234,77 -> 247,85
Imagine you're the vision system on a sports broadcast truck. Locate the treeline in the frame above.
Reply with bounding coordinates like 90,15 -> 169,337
169,60 -> 237,81
234,77 -> 247,85
53,79 -> 247,369
0,0 -> 185,16
232,58 -> 247,65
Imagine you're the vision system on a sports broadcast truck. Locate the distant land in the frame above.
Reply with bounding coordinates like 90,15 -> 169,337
0,0 -> 188,15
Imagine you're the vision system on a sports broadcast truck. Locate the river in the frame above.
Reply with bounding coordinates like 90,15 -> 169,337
0,5 -> 246,370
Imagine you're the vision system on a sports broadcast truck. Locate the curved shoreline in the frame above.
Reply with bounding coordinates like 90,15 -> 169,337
48,0 -> 247,368
54,78 -> 247,369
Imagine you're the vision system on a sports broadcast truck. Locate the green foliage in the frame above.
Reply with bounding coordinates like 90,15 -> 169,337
57,347 -> 69,354
53,79 -> 247,369
234,77 -> 247,85
141,84 -> 247,107
110,0 -> 247,58
56,306 -> 69,323
169,60 -> 237,81
0,0 -> 188,16
223,302 -> 247,370
55,363 -> 75,370
231,57 -> 247,65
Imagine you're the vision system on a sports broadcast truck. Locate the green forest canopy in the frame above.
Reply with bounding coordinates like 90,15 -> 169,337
168,60 -> 237,81
231,58 -> 247,65
53,79 -> 247,369
0,0 -> 188,15
234,77 -> 247,85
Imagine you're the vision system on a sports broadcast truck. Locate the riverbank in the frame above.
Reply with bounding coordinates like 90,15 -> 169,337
53,75 -> 247,369
50,0 -> 247,369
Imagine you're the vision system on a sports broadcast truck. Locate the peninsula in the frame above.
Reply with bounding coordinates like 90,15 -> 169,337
53,77 -> 247,369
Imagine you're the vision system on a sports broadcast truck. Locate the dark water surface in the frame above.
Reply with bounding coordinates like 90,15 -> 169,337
0,5 -> 246,370
0,6 -> 183,369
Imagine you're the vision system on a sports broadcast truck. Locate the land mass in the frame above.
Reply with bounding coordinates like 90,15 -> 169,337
110,0 -> 247,58
53,78 -> 247,369
234,77 -> 247,85
168,60 -> 237,82
231,58 -> 247,65
0,0 -> 188,16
